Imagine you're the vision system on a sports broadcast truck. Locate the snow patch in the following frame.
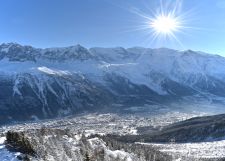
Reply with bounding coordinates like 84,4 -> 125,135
13,78 -> 22,96
0,137 -> 20,161
1,47 -> 9,53
138,140 -> 225,158
0,137 -> 6,144
37,66 -> 71,76
105,149 -> 133,161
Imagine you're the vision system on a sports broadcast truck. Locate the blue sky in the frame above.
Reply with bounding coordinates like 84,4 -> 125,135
1,0 -> 225,55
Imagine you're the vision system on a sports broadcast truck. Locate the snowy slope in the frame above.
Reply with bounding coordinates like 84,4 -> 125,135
139,140 -> 225,159
1,43 -> 225,124
0,137 -> 20,161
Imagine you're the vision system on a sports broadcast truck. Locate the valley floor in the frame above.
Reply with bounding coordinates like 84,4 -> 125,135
138,140 -> 225,160
0,111 -> 204,136
0,111 -> 224,161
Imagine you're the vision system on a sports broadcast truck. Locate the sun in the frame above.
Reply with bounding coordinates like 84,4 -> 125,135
128,1 -> 192,47
150,14 -> 180,35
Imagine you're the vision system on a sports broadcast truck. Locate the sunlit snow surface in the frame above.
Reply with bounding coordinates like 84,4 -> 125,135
138,140 -> 225,159
0,137 -> 20,161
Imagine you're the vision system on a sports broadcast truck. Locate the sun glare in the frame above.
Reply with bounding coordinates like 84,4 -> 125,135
128,0 -> 193,47
150,14 -> 179,34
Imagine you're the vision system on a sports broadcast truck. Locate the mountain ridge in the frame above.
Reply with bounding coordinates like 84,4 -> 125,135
1,42 -> 223,59
1,42 -> 225,124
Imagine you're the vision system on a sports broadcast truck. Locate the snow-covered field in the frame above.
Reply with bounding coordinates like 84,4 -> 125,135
138,140 -> 225,159
0,137 -> 20,161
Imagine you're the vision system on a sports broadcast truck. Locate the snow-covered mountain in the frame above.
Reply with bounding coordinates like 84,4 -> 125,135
1,43 -> 225,124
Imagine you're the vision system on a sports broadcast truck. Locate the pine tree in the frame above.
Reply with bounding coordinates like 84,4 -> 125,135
85,152 -> 90,161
